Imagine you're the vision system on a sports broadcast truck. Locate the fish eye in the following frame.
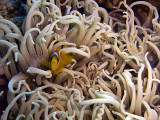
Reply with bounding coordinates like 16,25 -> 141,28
49,56 -> 52,61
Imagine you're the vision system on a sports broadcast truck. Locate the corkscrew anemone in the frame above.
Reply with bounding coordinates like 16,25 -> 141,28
0,0 -> 160,119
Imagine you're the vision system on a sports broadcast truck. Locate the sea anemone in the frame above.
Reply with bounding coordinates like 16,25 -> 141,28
0,0 -> 160,120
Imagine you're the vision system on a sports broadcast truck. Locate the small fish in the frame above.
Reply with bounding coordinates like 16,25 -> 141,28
41,48 -> 73,76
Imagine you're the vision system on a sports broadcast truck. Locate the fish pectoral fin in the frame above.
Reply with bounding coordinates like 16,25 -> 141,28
51,70 -> 60,77
55,71 -> 59,77
41,60 -> 50,68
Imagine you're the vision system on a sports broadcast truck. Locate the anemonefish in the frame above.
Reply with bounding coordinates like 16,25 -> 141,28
41,48 -> 73,76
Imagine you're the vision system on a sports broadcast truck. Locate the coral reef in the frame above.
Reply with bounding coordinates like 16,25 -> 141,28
0,0 -> 160,120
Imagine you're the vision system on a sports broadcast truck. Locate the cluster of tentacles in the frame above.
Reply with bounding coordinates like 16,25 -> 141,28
0,0 -> 160,120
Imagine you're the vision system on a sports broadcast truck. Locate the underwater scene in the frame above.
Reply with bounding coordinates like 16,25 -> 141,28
0,0 -> 160,119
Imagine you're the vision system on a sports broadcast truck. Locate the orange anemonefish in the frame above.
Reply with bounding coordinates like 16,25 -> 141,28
41,48 -> 73,76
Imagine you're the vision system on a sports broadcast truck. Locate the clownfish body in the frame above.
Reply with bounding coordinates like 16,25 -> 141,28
41,48 -> 73,76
